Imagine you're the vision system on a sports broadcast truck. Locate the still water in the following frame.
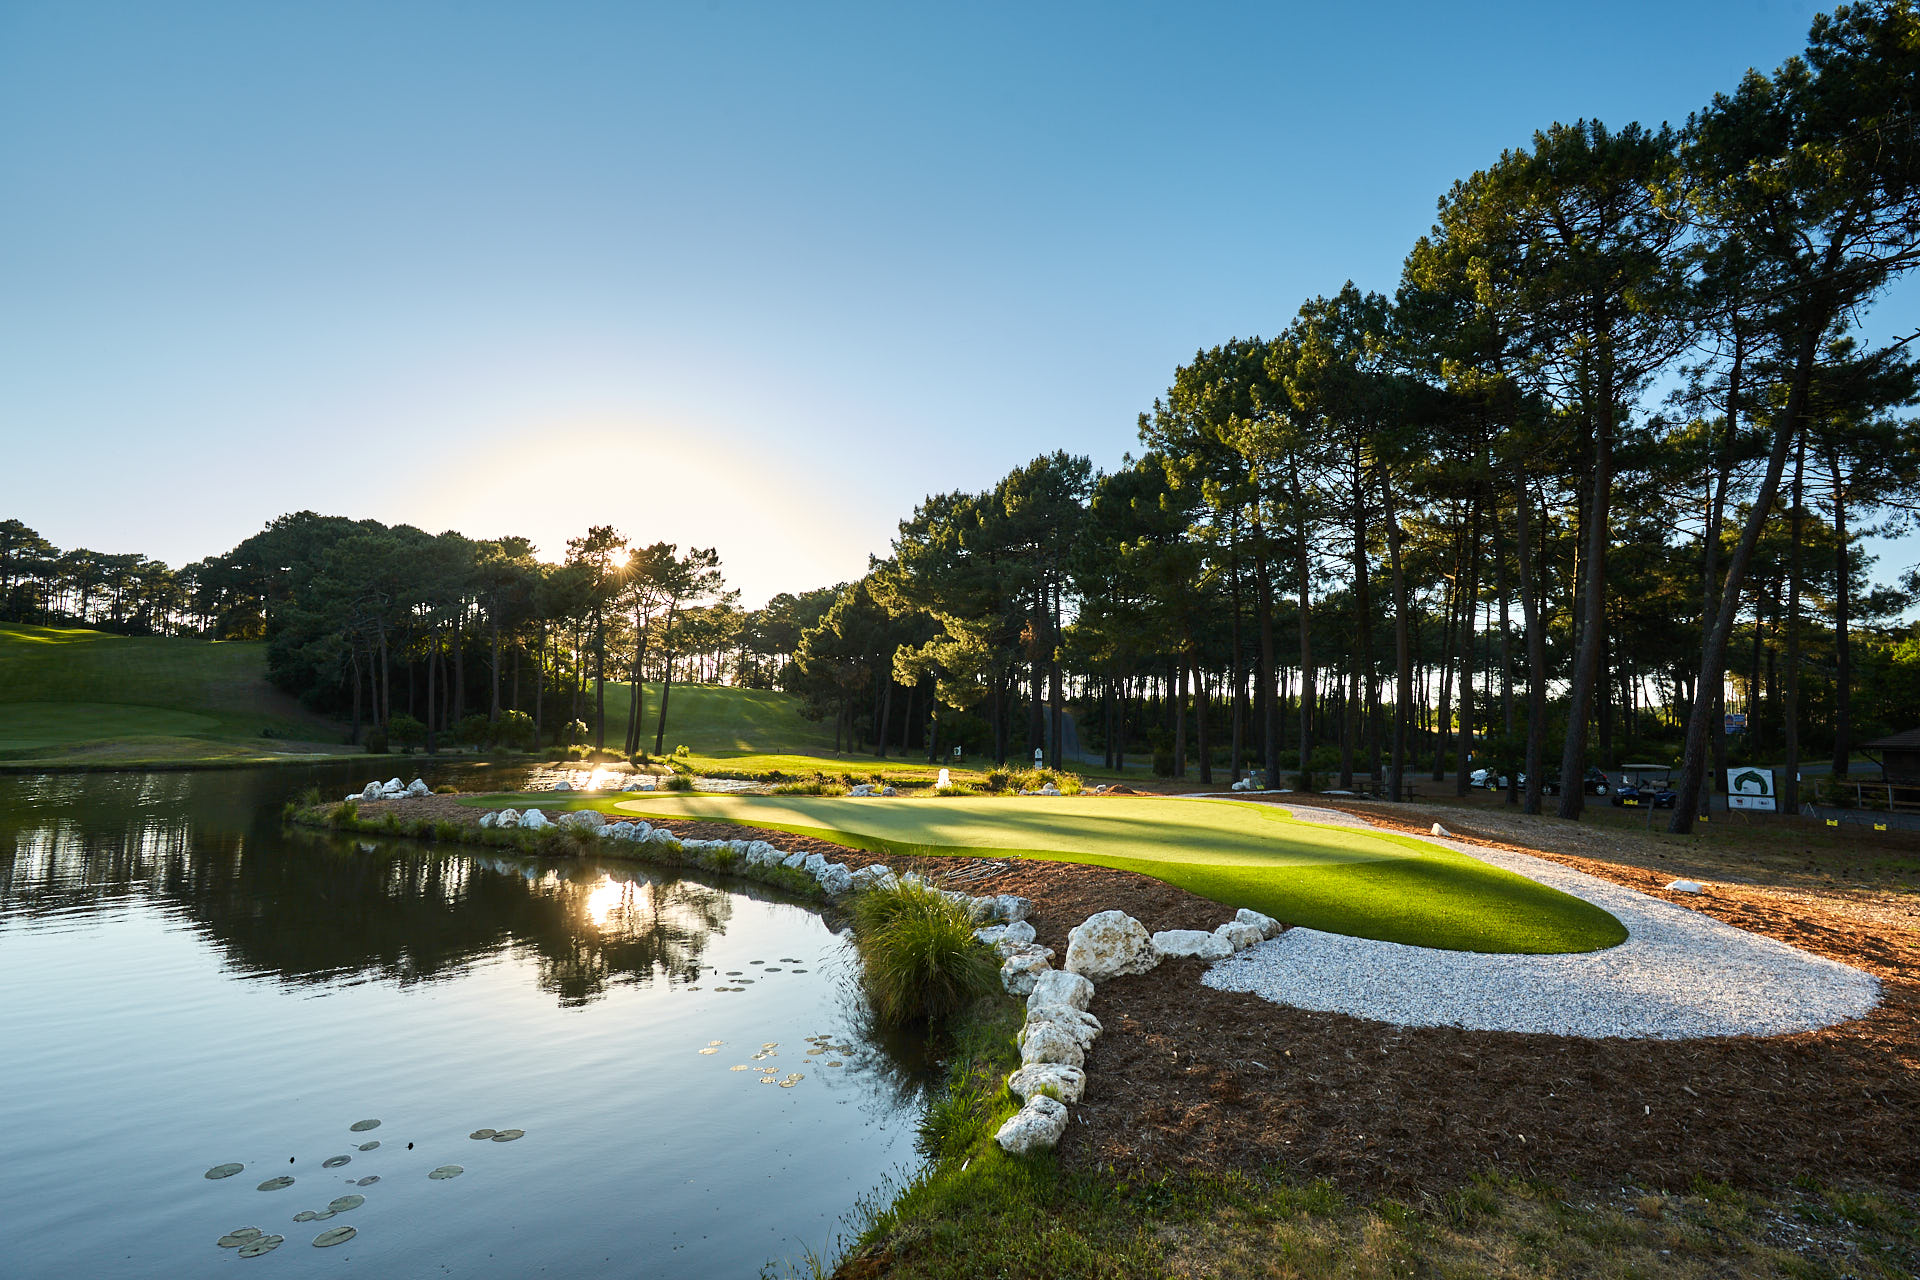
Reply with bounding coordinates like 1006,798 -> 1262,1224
0,764 -> 930,1278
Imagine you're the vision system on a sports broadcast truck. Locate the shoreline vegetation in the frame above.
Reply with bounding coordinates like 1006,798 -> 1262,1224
296,788 -> 1919,1279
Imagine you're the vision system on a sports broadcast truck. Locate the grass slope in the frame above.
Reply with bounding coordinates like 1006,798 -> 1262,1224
592,680 -> 840,755
0,623 -> 349,765
500,791 -> 1625,954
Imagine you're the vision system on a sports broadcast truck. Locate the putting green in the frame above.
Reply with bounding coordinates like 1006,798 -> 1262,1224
569,793 -> 1625,955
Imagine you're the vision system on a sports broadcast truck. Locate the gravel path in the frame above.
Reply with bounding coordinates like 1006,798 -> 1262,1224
1199,803 -> 1882,1039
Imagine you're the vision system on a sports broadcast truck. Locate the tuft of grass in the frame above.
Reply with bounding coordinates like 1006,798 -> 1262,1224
662,773 -> 694,792
850,880 -> 1000,1026
773,777 -> 849,796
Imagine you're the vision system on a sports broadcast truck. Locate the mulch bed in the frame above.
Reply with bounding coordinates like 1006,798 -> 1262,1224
350,792 -> 1920,1196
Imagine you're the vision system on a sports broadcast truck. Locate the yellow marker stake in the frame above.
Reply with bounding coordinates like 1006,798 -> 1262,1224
1827,819 -> 1839,827
1875,823 -> 1887,832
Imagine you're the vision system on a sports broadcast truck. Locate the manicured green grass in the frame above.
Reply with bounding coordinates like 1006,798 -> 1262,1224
0,623 -> 349,765
593,680 -> 840,755
469,791 -> 1624,954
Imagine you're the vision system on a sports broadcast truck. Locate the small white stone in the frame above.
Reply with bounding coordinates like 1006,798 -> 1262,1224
1027,969 -> 1094,1013
1000,951 -> 1052,996
519,809 -> 552,830
995,1096 -> 1068,1154
1064,910 -> 1159,981
1152,929 -> 1233,961
1665,879 -> 1704,894
1215,921 -> 1265,952
1234,908 -> 1282,939
1431,823 -> 1450,836
1006,1063 -> 1085,1104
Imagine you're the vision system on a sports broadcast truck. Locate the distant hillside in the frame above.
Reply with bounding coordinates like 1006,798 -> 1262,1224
0,624 -> 350,765
593,680 -> 840,756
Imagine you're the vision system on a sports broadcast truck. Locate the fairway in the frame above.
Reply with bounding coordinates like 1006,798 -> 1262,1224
591,793 -> 1627,954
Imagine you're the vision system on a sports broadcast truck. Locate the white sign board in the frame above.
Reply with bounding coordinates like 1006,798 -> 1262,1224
1727,767 -> 1776,811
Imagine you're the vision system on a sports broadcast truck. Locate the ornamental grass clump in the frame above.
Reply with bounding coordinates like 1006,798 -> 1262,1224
851,880 -> 998,1026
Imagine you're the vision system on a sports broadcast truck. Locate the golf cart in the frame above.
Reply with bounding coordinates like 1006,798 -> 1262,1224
1611,764 -> 1677,808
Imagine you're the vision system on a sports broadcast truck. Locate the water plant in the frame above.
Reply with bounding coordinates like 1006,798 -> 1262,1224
849,880 -> 998,1026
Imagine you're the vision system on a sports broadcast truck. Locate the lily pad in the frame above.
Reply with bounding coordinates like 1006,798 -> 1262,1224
697,1048 -> 717,1055
327,1195 -> 365,1213
764,967 -> 782,972
357,1141 -> 380,1152
729,1065 -> 750,1071
428,1165 -> 463,1180
237,1234 -> 285,1258
293,1211 -> 318,1224
490,1129 -> 524,1142
348,1119 -> 380,1133
469,1129 -> 497,1140
312,1226 -> 357,1247
216,1228 -> 264,1247
791,968 -> 808,973
321,1155 -> 351,1169
707,1040 -> 723,1047
355,1176 -> 380,1187
307,1210 -> 336,1222
256,1177 -> 295,1192
827,1061 -> 843,1067
758,1076 -> 778,1085
205,1163 -> 245,1181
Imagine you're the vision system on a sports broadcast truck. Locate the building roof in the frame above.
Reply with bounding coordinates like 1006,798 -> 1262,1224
1862,728 -> 1920,751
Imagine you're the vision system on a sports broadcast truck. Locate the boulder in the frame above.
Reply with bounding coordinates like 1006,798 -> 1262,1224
995,895 -> 1035,924
558,811 -> 606,831
1016,1022 -> 1085,1068
520,809 -> 552,831
995,1096 -> 1068,1155
622,776 -> 656,792
848,783 -> 877,797
478,811 -> 497,829
383,777 -> 405,793
1023,1004 -> 1101,1051
817,863 -> 855,897
1000,951 -> 1052,997
1234,907 -> 1282,939
1665,879 -> 1704,894
1152,928 -> 1234,961
360,782 -> 384,801
849,864 -> 893,891
973,924 -> 1010,947
1064,910 -> 1159,981
494,808 -> 521,829
1215,921 -> 1265,952
802,853 -> 831,880
553,780 -> 574,792
745,841 -> 784,869
991,920 -> 1038,958
1027,969 -> 1094,1013
406,778 -> 430,797
781,850 -> 809,870
1006,1063 -> 1086,1105
1037,784 -> 1061,796
967,897 -> 999,924
1430,822 -> 1449,836
881,786 -> 898,796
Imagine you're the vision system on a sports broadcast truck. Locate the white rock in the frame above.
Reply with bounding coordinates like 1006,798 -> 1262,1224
493,808 -> 520,829
1665,879 -> 1704,894
1431,823 -> 1449,836
1037,784 -> 1061,796
1065,910 -> 1159,980
995,895 -> 1035,923
1027,969 -> 1094,1013
360,782 -> 384,801
558,810 -> 606,830
1006,1063 -> 1086,1104
781,850 -> 809,870
848,863 -> 891,890
407,778 -> 430,796
898,871 -> 926,889
1023,1004 -> 1101,1050
1215,921 -> 1265,952
552,780 -> 574,792
479,811 -> 498,829
848,783 -> 877,797
1003,942 -> 1055,964
1152,928 -> 1234,961
881,786 -> 898,796
1016,1022 -> 1085,1068
1000,951 -> 1052,996
622,775 -> 656,792
520,809 -> 552,830
995,1096 -> 1068,1155
974,924 -> 1010,947
384,777 -> 404,792
1234,907 -> 1282,939
817,863 -> 855,897
744,841 -> 784,869
802,852 -> 830,880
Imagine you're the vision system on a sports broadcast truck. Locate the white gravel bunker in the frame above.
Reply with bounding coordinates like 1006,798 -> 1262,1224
1202,805 -> 1881,1040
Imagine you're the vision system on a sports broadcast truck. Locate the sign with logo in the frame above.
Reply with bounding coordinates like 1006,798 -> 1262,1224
1727,767 -> 1776,811
1724,712 -> 1748,734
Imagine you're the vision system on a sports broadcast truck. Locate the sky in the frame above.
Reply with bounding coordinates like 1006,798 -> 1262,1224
2,0 -> 1914,607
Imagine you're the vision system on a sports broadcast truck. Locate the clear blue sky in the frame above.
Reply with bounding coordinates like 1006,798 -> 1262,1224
3,0 -> 1911,606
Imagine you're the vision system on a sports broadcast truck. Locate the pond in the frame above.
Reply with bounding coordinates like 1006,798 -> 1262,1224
0,763 -> 932,1278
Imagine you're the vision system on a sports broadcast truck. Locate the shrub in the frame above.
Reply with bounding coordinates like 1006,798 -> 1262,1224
431,819 -> 464,842
982,767 -> 1013,793
850,880 -> 998,1026
328,800 -> 358,828
496,710 -> 536,752
559,719 -> 589,748
454,713 -> 491,751
774,778 -> 848,796
673,744 -> 691,758
662,774 -> 694,792
388,714 -> 426,752
933,783 -> 976,797
1007,767 -> 1081,794
563,744 -> 591,760
363,729 -> 389,755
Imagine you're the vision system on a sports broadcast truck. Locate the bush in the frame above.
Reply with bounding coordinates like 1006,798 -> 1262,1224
563,744 -> 591,760
559,719 -> 589,748
673,744 -> 691,758
773,778 -> 848,796
431,819 -> 464,842
934,783 -> 976,797
1152,749 -> 1176,777
388,714 -> 426,752
850,880 -> 999,1026
982,767 -> 1013,793
328,800 -> 358,828
1007,767 -> 1081,794
496,710 -> 536,752
662,773 -> 694,792
363,729 -> 389,755
455,713 -> 491,751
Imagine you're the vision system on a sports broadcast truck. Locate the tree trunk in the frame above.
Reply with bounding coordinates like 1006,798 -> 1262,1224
653,606 -> 678,755
1194,656 -> 1212,785
1557,352 -> 1616,822
1782,431 -> 1807,814
1514,467 -> 1548,815
1455,502 -> 1480,797
1383,473 -> 1413,802
1829,446 -> 1852,777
